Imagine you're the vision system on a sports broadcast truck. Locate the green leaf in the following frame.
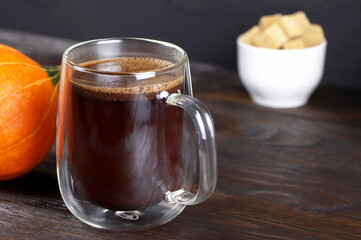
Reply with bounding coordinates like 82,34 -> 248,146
42,65 -> 61,87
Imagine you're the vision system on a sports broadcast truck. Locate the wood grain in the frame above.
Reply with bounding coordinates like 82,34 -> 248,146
1,28 -> 361,239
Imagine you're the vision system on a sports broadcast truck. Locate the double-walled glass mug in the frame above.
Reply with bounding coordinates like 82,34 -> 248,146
56,38 -> 217,231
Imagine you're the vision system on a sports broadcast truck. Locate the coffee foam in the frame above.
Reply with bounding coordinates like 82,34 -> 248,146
81,57 -> 173,73
71,57 -> 184,101
72,76 -> 183,101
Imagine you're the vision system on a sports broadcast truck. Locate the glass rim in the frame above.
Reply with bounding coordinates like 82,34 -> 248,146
63,37 -> 188,76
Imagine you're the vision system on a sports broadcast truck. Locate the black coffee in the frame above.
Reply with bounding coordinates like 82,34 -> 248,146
68,57 -> 184,210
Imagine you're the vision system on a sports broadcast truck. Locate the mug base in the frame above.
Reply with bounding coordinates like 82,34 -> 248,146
69,200 -> 186,231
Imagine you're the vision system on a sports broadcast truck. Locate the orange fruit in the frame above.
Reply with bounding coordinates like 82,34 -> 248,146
0,44 -> 59,180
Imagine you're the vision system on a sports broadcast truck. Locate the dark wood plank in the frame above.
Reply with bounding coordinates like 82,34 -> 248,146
0,27 -> 74,66
1,28 -> 361,239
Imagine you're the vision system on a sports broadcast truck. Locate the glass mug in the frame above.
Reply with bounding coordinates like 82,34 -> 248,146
56,38 -> 217,231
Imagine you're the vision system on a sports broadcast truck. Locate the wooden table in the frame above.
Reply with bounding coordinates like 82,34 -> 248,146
1,28 -> 361,240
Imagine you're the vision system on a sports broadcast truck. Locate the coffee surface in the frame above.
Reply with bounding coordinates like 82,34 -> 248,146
71,57 -> 183,101
82,57 -> 172,73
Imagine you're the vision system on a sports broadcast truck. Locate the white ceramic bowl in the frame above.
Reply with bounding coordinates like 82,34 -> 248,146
237,36 -> 327,108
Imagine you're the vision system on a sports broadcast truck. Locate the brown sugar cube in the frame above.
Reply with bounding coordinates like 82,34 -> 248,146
253,23 -> 288,49
259,13 -> 282,29
302,24 -> 325,47
292,11 -> 311,29
241,25 -> 260,45
279,16 -> 303,38
283,38 -> 305,49
279,11 -> 310,38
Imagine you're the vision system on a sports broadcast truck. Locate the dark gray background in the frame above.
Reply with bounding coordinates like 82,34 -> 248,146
0,0 -> 360,88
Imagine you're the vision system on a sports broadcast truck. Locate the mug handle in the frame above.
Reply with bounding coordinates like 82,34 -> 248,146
166,93 -> 217,205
